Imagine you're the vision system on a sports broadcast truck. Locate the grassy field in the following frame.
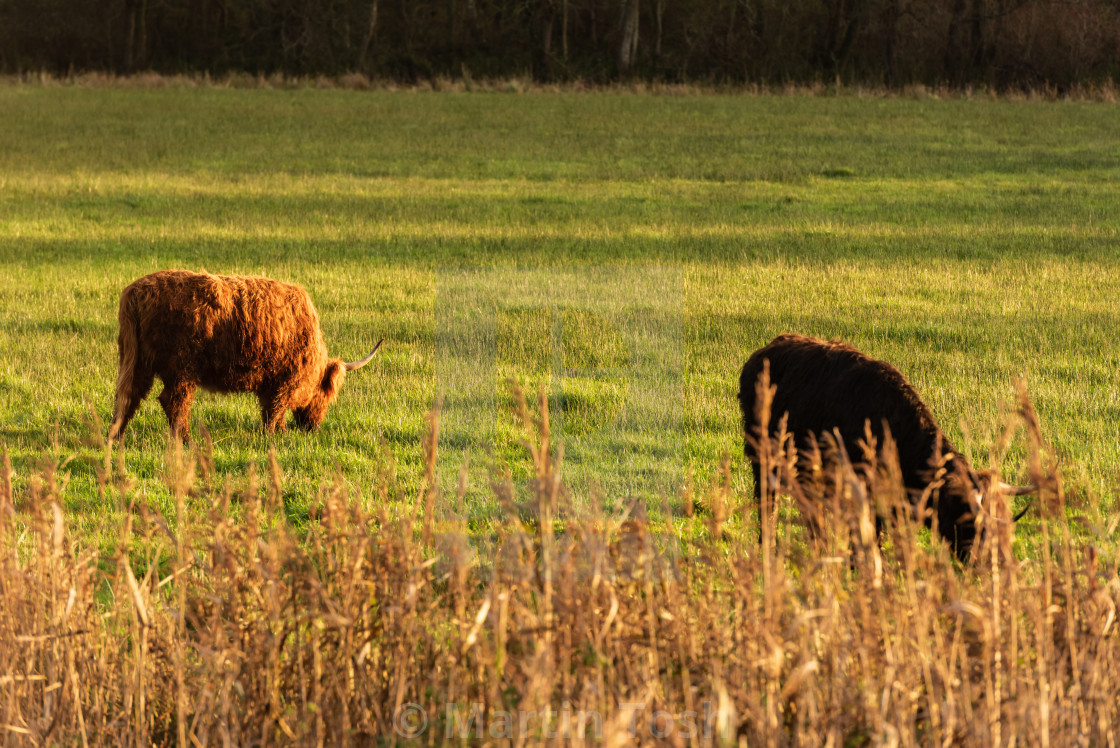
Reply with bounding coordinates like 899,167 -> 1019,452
2,83 -> 1120,745
1,85 -> 1119,538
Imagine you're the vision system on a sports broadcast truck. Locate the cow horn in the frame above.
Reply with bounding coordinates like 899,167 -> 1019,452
998,481 -> 1037,496
1012,499 -> 1035,522
344,338 -> 384,371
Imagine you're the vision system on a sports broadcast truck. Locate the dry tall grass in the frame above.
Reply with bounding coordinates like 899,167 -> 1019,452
0,383 -> 1116,746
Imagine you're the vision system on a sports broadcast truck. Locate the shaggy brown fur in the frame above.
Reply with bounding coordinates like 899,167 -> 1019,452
107,270 -> 381,444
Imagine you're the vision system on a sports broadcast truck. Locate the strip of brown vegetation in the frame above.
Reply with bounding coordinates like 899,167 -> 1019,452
2,71 -> 1118,102
0,384 -> 1117,745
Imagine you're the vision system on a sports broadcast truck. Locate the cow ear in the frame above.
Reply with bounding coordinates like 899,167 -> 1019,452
321,361 -> 344,396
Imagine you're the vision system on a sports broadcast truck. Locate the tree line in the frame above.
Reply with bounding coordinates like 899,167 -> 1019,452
2,0 -> 1118,89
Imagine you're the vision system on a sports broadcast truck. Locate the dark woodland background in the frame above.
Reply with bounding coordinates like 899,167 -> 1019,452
2,0 -> 1119,88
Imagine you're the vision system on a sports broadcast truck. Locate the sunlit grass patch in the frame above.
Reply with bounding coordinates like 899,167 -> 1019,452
0,88 -> 1117,540
1,86 -> 1119,743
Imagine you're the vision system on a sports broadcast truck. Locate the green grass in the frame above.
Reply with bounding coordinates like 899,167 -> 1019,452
1,85 -> 1118,545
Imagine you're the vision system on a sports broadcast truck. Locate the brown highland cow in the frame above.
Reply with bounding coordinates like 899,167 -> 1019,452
107,270 -> 383,444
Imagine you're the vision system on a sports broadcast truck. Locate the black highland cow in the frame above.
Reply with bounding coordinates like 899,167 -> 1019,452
738,334 -> 1032,561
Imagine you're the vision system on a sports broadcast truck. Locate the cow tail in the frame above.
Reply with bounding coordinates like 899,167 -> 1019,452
107,290 -> 140,444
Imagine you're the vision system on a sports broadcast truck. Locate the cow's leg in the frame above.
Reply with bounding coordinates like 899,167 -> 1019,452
752,461 -> 764,545
158,380 -> 196,442
257,389 -> 288,434
109,365 -> 155,442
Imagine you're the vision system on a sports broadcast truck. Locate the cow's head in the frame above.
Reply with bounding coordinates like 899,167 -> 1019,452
292,339 -> 384,430
938,460 -> 1035,562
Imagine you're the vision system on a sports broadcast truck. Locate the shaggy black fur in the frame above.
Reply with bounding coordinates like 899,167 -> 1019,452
738,334 -> 983,561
